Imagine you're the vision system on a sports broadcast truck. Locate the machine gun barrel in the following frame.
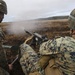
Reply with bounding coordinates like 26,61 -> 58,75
25,30 -> 43,39
33,33 -> 42,39
25,30 -> 32,35
25,30 -> 48,44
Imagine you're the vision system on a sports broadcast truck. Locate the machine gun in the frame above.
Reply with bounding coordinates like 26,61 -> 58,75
25,30 -> 48,47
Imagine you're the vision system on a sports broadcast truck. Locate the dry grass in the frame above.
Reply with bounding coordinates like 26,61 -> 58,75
0,19 -> 70,44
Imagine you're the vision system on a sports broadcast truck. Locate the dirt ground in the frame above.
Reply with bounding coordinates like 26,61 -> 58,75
0,19 -> 70,75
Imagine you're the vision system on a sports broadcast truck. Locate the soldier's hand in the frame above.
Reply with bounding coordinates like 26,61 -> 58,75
8,64 -> 13,70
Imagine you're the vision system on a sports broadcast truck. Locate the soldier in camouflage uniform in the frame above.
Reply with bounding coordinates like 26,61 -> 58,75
20,37 -> 75,75
19,9 -> 75,75
40,36 -> 75,75
0,0 -> 9,75
39,9 -> 75,75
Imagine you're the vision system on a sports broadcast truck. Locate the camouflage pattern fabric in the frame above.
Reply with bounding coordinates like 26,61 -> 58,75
0,46 -> 9,71
20,43 -> 44,75
0,27 -> 9,74
39,36 -> 75,75
0,27 -> 4,40
0,67 -> 9,75
0,47 -> 8,70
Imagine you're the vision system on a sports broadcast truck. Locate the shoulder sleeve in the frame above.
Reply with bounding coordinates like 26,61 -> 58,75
39,37 -> 63,55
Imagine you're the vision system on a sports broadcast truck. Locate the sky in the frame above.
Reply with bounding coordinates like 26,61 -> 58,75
3,0 -> 75,22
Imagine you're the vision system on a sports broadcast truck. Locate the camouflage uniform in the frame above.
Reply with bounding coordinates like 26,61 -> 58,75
0,0 -> 9,74
20,9 -> 75,75
20,36 -> 75,75
0,28 -> 9,75
20,43 -> 44,75
40,36 -> 75,75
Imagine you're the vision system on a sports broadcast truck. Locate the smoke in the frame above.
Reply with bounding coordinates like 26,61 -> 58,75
7,21 -> 39,34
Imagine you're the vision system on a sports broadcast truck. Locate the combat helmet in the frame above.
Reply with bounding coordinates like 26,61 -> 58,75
0,0 -> 7,14
68,9 -> 75,30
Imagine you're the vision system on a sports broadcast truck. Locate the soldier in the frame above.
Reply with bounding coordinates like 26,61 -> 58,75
39,9 -> 75,75
12,9 -> 75,75
19,9 -> 75,75
0,0 -> 10,75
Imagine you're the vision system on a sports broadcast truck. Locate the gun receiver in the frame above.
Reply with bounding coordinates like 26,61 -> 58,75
25,30 -> 48,45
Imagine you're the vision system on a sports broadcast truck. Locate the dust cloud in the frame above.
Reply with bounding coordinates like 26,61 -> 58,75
7,21 -> 39,34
